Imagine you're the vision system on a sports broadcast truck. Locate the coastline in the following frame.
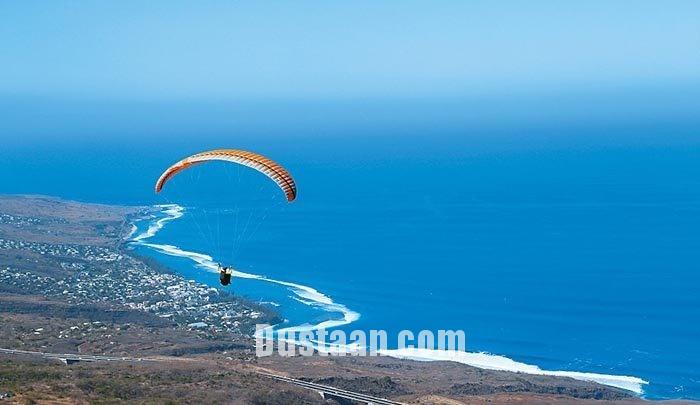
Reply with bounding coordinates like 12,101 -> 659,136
8,194 -> 696,402
132,202 -> 649,396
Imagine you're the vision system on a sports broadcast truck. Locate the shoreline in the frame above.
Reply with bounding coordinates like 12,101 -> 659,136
132,202 -> 649,396
0,191 -> 694,401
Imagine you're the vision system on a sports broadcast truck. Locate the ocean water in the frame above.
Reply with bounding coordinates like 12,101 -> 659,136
2,118 -> 700,399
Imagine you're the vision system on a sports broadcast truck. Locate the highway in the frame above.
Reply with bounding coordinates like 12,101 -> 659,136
0,348 -> 152,363
259,372 -> 407,405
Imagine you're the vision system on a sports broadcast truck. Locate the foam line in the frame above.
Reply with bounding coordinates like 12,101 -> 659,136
132,204 -> 184,242
124,224 -> 138,240
377,348 -> 648,394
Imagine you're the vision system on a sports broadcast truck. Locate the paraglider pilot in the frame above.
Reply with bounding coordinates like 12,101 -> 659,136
219,264 -> 233,286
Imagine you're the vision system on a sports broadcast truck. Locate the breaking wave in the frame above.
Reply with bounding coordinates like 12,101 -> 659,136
131,204 -> 184,242
377,348 -> 648,394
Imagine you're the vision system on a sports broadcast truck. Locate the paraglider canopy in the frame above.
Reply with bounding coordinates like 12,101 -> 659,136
155,149 -> 297,202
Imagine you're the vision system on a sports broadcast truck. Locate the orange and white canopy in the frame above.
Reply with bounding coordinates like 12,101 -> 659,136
155,149 -> 297,202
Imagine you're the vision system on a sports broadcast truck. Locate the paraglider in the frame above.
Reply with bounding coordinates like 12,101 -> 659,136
155,148 -> 297,287
219,264 -> 233,286
155,149 -> 297,202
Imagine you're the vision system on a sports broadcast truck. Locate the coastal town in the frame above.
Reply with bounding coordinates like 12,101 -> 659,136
0,237 -> 269,335
0,195 -> 275,342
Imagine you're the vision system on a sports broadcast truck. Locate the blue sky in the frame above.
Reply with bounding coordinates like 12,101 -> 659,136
2,1 -> 699,101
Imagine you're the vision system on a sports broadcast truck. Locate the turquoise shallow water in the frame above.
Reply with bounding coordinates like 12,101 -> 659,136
2,122 -> 700,399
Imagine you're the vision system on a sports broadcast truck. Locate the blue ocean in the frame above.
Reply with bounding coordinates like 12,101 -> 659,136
2,96 -> 699,399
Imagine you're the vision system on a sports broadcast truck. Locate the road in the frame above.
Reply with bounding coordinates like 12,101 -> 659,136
259,372 -> 407,405
0,348 -> 152,363
0,348 -> 407,404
